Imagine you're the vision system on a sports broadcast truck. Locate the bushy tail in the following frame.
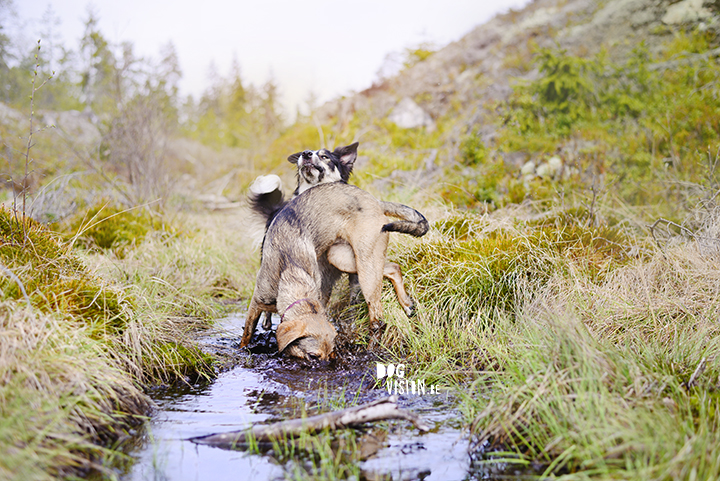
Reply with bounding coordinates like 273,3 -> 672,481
380,201 -> 429,237
248,175 -> 286,228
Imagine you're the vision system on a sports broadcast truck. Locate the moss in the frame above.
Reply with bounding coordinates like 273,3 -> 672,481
439,156 -> 509,209
493,31 -> 720,215
149,342 -> 214,379
398,209 -> 632,316
459,134 -> 487,166
0,208 -> 130,333
58,200 -> 173,258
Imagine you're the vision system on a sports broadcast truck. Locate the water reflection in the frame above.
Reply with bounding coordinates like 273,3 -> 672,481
122,313 -> 472,481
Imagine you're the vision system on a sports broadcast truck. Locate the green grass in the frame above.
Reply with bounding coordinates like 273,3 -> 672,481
0,302 -> 149,480
392,207 -> 632,319
1,10 -> 718,480
0,206 -> 250,478
60,200 -> 173,258
463,250 -> 720,478
0,209 -> 131,334
375,198 -> 720,479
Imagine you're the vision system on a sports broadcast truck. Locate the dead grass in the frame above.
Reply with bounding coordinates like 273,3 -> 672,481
464,243 -> 720,477
0,206 -> 250,477
377,198 -> 720,478
0,302 -> 149,479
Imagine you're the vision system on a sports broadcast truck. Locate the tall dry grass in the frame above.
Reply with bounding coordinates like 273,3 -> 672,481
377,198 -> 720,478
0,302 -> 149,479
0,205 -> 258,477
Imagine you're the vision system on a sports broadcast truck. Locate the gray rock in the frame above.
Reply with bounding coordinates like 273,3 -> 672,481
520,160 -> 536,176
662,0 -> 713,24
388,97 -> 434,130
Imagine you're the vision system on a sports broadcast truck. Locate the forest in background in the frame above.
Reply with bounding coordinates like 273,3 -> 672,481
1,0 -> 285,217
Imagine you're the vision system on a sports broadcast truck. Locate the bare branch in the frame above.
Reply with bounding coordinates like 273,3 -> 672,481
189,396 -> 429,448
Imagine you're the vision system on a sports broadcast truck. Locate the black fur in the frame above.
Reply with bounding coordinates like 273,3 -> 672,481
288,143 -> 358,196
248,187 -> 285,231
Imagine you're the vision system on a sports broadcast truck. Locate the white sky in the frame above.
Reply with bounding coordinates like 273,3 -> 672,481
15,0 -> 529,117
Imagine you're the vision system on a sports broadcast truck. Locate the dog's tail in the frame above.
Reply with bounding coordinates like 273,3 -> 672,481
248,174 -> 286,228
380,201 -> 429,237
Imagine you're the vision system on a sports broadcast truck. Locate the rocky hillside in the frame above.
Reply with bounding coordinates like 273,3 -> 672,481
319,0 -> 716,134
286,0 -> 717,220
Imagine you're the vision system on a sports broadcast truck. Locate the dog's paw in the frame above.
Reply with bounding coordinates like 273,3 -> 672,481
404,297 -> 416,318
370,319 -> 386,332
367,322 -> 386,350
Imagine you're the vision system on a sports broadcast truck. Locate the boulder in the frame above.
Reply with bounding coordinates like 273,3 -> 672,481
662,0 -> 713,24
536,156 -> 563,179
388,97 -> 434,130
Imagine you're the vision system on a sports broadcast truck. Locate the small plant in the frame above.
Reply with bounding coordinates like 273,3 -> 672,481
17,41 -> 53,238
59,199 -> 174,257
403,42 -> 436,69
459,134 -> 487,166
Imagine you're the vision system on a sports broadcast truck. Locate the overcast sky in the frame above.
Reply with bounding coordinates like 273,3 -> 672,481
15,0 -> 529,116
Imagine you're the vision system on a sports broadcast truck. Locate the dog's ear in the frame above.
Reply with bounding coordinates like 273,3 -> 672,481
288,152 -> 302,164
276,317 -> 308,352
333,142 -> 358,168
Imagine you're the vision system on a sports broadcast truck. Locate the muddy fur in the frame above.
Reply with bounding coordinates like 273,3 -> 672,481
248,143 -> 428,335
240,182 -> 427,359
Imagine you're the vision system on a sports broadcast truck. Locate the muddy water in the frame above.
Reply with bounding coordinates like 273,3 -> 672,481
122,313 -> 481,481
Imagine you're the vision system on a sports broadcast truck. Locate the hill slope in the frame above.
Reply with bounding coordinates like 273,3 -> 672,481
270,0 -> 717,221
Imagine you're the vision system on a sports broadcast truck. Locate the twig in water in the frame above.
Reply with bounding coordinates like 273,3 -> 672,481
189,395 -> 429,448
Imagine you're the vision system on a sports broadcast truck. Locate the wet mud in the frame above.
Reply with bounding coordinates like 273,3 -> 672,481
120,313 -> 513,481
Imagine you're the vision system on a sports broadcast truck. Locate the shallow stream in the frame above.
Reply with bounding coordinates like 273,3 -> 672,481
120,313 -> 516,480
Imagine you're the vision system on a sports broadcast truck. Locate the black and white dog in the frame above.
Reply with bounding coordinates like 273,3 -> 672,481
248,142 -> 426,332
249,142 -> 358,227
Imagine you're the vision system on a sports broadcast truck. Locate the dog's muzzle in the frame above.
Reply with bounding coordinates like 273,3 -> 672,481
299,151 -> 321,178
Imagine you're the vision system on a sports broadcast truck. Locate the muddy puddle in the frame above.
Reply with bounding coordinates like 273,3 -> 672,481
120,313 -> 518,481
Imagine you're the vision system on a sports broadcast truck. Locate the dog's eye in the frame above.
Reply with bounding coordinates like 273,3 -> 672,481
308,353 -> 320,360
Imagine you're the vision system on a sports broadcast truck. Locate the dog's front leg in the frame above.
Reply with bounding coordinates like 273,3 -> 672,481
240,298 -> 265,348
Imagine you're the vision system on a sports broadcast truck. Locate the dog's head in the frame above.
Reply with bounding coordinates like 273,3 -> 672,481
276,301 -> 337,360
287,142 -> 358,195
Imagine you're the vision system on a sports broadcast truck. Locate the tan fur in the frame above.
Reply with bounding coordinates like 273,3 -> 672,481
240,183 -> 423,358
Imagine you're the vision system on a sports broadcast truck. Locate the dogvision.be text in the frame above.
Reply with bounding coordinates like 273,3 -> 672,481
376,363 -> 440,395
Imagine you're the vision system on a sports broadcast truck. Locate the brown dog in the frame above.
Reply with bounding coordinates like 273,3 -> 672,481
240,182 -> 428,360
249,143 -> 423,328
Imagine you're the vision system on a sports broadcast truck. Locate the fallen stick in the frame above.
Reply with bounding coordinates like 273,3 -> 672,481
189,395 -> 430,448
687,356 -> 707,388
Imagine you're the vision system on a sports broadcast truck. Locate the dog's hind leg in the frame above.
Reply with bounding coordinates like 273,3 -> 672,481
262,311 -> 273,331
240,298 -> 266,348
327,242 -> 413,317
352,237 -> 388,333
383,262 -> 415,318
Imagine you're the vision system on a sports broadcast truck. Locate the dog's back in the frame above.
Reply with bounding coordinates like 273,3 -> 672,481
255,183 -> 389,305
266,183 -> 386,258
